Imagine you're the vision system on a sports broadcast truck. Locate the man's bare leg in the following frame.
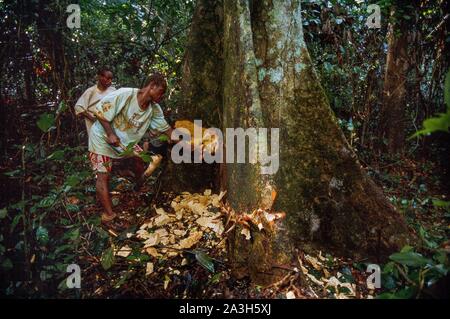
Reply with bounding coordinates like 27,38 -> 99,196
96,172 -> 115,221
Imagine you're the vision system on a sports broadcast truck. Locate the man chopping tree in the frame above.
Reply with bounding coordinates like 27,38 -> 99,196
89,72 -> 173,226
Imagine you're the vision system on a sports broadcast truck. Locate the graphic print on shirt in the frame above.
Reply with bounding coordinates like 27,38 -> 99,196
128,113 -> 146,132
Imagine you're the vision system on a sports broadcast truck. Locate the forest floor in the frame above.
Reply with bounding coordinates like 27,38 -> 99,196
81,156 -> 449,299
66,176 -> 377,299
0,144 -> 449,299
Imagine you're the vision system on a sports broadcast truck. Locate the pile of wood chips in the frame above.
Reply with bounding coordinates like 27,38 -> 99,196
115,190 -> 227,278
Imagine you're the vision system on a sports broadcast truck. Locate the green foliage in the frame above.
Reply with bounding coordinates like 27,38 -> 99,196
158,135 -> 169,143
389,251 -> 432,267
0,208 -> 7,219
412,70 -> 450,137
377,246 -> 449,299
411,110 -> 450,137
37,113 -> 56,133
115,142 -> 153,163
0,143 -> 109,297
432,199 -> 450,209
47,150 -> 65,161
194,250 -> 215,273
445,69 -> 450,109
101,246 -> 116,270
36,226 -> 50,245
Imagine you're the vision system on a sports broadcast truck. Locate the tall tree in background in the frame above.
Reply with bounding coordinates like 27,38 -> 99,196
179,0 -> 413,283
379,0 -> 412,154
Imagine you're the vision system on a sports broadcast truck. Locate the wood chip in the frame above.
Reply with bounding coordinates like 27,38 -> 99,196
154,214 -> 172,227
241,228 -> 251,240
286,291 -> 296,299
176,231 -> 203,249
115,245 -> 132,258
305,255 -> 322,271
143,233 -> 160,247
173,229 -> 187,237
145,262 -> 154,275
145,247 -> 160,258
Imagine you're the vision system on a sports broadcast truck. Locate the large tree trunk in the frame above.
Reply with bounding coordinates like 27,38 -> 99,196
177,0 -> 414,284
162,0 -> 223,193
379,6 -> 409,153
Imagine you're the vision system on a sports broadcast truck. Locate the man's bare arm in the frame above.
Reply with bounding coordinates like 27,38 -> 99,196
97,117 -> 120,146
80,111 -> 96,122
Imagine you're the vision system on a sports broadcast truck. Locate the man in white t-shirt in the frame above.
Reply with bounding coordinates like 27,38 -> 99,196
74,68 -> 116,135
89,73 -> 174,226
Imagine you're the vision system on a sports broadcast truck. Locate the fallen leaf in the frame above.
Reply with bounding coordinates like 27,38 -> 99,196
101,247 -> 115,270
67,196 -> 80,205
195,250 -> 215,273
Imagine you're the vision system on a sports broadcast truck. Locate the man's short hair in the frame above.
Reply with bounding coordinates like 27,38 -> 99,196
144,72 -> 167,90
97,67 -> 112,76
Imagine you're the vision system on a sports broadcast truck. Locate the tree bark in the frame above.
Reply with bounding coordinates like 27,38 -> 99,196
178,0 -> 414,284
379,7 -> 409,153
162,0 -> 224,193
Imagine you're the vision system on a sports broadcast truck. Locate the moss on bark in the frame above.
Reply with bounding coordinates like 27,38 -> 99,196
176,0 -> 414,284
